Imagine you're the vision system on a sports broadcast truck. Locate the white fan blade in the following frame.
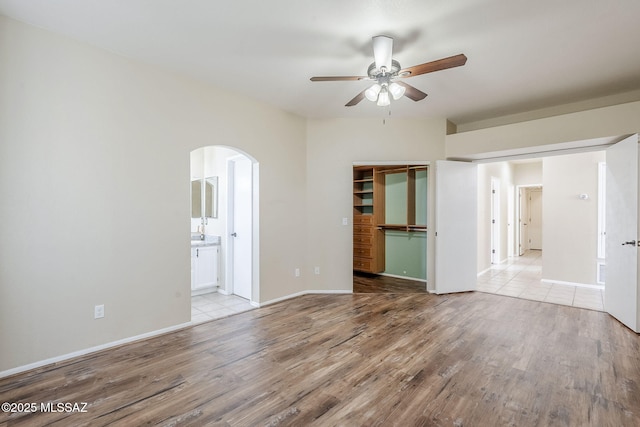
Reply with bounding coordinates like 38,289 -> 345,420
372,35 -> 393,71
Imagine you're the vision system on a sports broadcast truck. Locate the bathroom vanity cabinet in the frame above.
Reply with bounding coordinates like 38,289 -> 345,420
191,244 -> 219,294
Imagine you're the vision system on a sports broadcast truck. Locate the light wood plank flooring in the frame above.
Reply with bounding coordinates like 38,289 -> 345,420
353,272 -> 428,293
1,292 -> 639,426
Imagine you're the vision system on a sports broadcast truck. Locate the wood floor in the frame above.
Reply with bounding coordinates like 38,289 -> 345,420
353,272 -> 429,294
2,292 -> 640,426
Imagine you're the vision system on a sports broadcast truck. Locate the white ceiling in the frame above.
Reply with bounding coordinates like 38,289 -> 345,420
2,0 -> 640,125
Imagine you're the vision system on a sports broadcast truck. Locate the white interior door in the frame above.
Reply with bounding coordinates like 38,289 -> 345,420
490,177 -> 500,264
507,185 -> 515,257
518,187 -> 528,255
229,156 -> 252,300
528,188 -> 543,250
605,134 -> 639,332
435,160 -> 477,294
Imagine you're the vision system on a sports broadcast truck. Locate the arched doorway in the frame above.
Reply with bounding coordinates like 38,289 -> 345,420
190,146 -> 259,322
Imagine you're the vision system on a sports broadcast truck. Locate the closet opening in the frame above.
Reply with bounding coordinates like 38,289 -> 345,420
352,163 -> 429,293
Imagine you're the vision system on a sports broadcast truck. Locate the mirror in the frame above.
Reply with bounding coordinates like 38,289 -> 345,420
192,177 -> 218,219
191,180 -> 202,218
204,176 -> 218,219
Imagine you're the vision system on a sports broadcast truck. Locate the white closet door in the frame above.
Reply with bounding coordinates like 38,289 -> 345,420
435,160 -> 478,294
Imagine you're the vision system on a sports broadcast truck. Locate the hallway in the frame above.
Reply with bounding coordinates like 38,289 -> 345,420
476,251 -> 604,311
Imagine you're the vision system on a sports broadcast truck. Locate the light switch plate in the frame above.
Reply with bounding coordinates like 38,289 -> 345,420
94,304 -> 105,319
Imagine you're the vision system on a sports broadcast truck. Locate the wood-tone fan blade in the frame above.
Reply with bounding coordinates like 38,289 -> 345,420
399,54 -> 467,77
395,81 -> 427,101
310,76 -> 367,82
345,90 -> 367,107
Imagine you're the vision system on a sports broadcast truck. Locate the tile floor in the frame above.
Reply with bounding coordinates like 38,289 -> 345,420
191,292 -> 255,324
476,250 -> 605,311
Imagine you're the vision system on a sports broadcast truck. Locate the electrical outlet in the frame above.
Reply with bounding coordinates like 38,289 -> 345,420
314,267 -> 320,275
342,217 -> 348,226
295,268 -> 300,277
94,304 -> 105,319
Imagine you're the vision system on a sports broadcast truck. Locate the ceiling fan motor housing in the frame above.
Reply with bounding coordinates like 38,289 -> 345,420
367,60 -> 402,80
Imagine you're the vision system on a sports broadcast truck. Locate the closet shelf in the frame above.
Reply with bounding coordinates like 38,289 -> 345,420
353,166 -> 385,273
378,224 -> 427,232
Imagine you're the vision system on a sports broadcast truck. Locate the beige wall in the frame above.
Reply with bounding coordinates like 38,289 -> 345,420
447,101 -> 640,159
0,16 -> 306,372
305,118 -> 447,293
542,152 -> 605,285
514,162 -> 542,186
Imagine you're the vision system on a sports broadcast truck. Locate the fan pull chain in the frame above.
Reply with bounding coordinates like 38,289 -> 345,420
382,108 -> 391,125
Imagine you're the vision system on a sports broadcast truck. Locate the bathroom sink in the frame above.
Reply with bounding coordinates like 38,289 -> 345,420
190,235 -> 221,246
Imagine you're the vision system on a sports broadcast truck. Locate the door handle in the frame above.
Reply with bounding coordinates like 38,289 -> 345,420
622,240 -> 637,246
231,232 -> 237,237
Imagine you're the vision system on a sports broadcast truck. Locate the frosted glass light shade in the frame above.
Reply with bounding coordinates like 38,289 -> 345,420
377,88 -> 390,106
365,84 -> 382,102
389,82 -> 406,100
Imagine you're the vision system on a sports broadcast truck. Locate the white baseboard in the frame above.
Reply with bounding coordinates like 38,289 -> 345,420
191,286 -> 218,296
477,258 -> 510,277
477,267 -> 491,277
0,321 -> 192,379
378,272 -> 427,283
541,279 -> 604,290
255,289 -> 352,307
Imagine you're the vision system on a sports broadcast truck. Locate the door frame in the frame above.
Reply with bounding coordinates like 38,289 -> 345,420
352,160 -> 433,289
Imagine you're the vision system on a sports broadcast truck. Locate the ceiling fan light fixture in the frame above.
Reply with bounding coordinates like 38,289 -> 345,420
365,83 -> 382,102
310,35 -> 465,108
389,82 -> 406,100
376,87 -> 391,107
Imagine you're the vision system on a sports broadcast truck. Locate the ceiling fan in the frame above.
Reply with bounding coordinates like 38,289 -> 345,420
310,35 -> 467,107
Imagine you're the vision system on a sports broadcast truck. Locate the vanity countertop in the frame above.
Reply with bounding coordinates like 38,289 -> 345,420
191,235 -> 221,247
